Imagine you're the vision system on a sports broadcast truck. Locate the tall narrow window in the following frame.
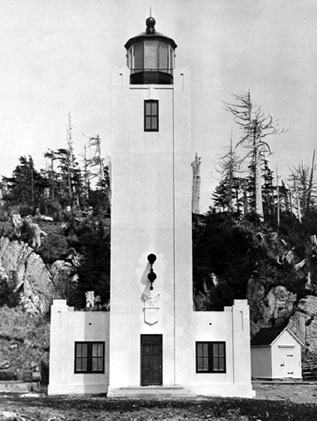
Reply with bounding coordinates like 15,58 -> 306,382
144,100 -> 159,132
74,342 -> 105,373
196,342 -> 226,373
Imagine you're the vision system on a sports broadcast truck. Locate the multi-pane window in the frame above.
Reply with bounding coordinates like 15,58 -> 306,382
196,342 -> 226,373
74,342 -> 105,373
144,100 -> 159,131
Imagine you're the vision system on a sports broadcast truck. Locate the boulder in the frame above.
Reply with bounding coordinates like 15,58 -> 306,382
247,276 -> 297,334
0,361 -> 11,370
266,286 -> 297,324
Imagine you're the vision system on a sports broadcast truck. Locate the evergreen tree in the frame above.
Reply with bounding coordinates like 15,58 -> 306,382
212,180 -> 230,212
212,176 -> 244,215
262,159 -> 275,222
193,212 -> 258,309
71,220 -> 110,308
215,136 -> 241,213
3,156 -> 48,213
89,164 -> 111,216
52,148 -> 84,209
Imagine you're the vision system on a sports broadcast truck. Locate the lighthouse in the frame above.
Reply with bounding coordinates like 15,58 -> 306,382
108,16 -> 193,394
48,16 -> 254,399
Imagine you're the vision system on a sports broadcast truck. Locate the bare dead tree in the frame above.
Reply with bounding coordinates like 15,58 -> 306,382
288,157 -> 317,219
191,153 -> 201,214
225,91 -> 285,220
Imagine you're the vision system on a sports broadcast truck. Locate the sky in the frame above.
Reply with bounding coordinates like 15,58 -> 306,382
0,0 -> 316,211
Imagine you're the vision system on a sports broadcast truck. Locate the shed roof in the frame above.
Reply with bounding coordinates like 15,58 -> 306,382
251,326 -> 301,346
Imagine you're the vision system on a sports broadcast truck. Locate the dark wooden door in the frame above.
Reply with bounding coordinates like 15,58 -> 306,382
141,335 -> 162,386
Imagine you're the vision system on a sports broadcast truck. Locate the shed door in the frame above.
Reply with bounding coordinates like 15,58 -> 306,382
141,335 -> 162,386
279,345 -> 295,377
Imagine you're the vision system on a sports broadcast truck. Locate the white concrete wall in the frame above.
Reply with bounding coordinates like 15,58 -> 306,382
48,68 -> 255,398
190,300 -> 255,397
173,69 -> 194,387
271,330 -> 302,379
251,347 -> 272,378
48,300 -> 110,395
109,68 -> 193,393
108,66 -> 254,398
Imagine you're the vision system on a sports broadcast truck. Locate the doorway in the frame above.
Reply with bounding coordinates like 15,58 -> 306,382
279,346 -> 295,377
140,335 -> 162,386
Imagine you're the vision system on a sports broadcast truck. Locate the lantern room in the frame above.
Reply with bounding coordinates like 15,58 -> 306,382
125,16 -> 177,85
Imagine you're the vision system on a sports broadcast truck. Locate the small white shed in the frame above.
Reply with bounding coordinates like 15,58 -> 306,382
251,326 -> 303,379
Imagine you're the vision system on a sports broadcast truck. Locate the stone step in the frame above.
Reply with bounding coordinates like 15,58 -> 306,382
108,385 -> 194,398
0,381 -> 32,393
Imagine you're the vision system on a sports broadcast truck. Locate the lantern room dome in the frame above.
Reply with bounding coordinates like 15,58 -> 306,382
125,17 -> 177,85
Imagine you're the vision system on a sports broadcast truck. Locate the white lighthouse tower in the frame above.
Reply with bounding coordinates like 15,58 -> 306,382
108,16 -> 193,395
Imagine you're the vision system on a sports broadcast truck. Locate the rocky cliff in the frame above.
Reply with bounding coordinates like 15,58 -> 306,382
0,232 -> 80,381
245,231 -> 317,357
0,214 -> 109,381
193,212 -> 317,376
0,237 -> 55,314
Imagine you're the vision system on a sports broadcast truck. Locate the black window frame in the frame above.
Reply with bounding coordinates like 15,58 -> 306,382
74,341 -> 105,374
196,342 -> 226,373
144,100 -> 159,132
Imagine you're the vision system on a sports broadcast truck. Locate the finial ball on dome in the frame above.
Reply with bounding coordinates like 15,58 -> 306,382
146,16 -> 156,34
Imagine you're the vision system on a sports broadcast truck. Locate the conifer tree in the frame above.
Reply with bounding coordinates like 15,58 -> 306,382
220,136 -> 240,213
3,156 -> 48,213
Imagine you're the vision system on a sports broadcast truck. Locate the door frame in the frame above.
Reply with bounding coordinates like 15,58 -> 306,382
278,345 -> 295,378
140,334 -> 163,386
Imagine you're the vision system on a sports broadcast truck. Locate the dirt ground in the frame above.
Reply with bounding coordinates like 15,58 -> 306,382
0,382 -> 317,421
253,380 -> 317,404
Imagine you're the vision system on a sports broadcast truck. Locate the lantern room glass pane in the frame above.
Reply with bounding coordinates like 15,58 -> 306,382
134,43 -> 143,70
169,46 -> 174,70
127,47 -> 132,69
144,41 -> 158,69
159,43 -> 168,70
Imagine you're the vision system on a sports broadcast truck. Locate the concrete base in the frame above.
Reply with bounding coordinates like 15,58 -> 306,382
0,381 -> 32,393
107,386 -> 194,398
48,383 -> 108,395
107,384 -> 255,398
189,383 -> 256,398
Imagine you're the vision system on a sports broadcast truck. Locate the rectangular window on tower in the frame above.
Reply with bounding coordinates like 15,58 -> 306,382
74,342 -> 105,373
144,100 -> 159,132
196,342 -> 226,373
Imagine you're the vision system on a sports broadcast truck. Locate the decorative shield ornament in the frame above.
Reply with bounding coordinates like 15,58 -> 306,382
143,307 -> 159,325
